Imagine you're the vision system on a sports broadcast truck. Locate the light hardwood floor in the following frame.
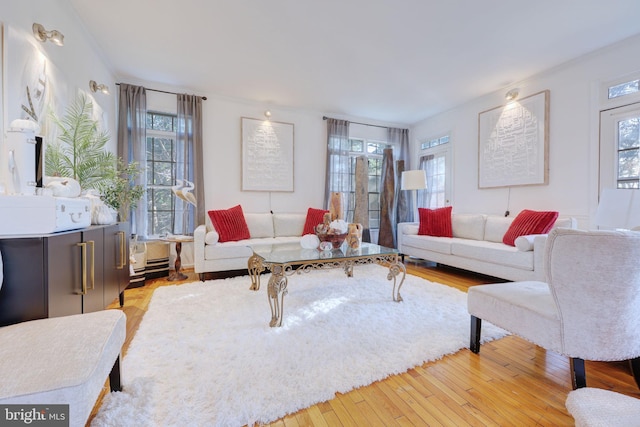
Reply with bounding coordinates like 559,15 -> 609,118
91,259 -> 640,426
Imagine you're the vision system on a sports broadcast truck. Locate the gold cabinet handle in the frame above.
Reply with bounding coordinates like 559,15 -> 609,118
76,242 -> 87,295
117,231 -> 125,269
88,240 -> 95,290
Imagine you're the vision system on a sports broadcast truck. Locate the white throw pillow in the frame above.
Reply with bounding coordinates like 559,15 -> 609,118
514,234 -> 546,251
205,230 -> 220,245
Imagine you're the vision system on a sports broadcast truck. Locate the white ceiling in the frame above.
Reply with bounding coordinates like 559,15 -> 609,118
69,0 -> 640,125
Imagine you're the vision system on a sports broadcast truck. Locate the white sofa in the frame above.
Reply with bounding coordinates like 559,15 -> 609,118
194,212 -> 307,280
397,214 -> 577,282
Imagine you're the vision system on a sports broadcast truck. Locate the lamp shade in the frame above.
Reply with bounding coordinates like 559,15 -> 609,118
401,170 -> 427,191
595,188 -> 640,229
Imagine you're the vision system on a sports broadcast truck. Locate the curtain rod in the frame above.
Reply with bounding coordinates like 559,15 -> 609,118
115,83 -> 207,100
322,115 -> 390,130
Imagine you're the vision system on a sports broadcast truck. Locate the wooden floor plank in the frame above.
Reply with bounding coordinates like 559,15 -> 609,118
88,262 -> 639,427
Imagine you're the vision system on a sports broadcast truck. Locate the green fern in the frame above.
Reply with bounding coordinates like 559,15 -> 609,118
45,93 -> 115,189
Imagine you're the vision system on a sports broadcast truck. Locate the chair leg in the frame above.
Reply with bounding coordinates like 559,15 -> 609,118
109,355 -> 122,392
570,357 -> 586,389
630,357 -> 640,389
470,316 -> 482,354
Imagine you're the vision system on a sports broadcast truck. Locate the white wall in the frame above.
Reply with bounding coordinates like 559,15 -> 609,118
135,80 -> 404,215
410,34 -> 640,228
1,0 -> 117,163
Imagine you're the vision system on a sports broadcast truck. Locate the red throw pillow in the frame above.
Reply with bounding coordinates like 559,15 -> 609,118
418,206 -> 453,237
207,205 -> 251,243
302,207 -> 329,235
502,209 -> 559,246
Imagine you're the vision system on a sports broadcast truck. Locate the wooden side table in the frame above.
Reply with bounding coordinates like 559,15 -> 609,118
162,235 -> 194,281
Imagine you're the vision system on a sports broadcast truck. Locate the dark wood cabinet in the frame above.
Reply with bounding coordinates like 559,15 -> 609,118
0,224 -> 130,326
103,222 -> 130,307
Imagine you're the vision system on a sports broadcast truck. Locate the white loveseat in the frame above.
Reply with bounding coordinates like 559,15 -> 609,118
194,212 -> 307,280
397,214 -> 577,282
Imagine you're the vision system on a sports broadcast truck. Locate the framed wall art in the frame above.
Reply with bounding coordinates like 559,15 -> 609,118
478,90 -> 549,188
241,117 -> 294,192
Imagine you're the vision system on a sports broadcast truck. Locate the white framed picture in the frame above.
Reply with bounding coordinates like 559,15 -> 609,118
478,90 -> 549,188
241,117 -> 294,192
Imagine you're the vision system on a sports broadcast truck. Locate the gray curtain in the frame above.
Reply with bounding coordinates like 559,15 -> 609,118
395,159 -> 408,223
353,155 -> 371,242
175,94 -> 205,235
324,119 -> 351,212
378,147 -> 396,248
117,84 -> 147,237
389,127 -> 412,223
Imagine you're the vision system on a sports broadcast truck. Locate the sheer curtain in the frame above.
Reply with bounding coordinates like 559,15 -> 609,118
324,119 -> 351,213
175,94 -> 205,235
117,84 -> 147,237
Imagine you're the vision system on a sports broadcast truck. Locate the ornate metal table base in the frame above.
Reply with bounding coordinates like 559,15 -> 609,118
247,252 -> 406,327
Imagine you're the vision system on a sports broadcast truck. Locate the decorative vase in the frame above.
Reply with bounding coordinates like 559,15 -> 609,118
346,223 -> 363,249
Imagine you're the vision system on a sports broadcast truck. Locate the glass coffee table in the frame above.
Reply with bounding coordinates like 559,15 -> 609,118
247,242 -> 406,327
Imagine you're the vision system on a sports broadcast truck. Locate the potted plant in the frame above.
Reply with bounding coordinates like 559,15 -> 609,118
100,158 -> 145,221
45,93 -> 115,189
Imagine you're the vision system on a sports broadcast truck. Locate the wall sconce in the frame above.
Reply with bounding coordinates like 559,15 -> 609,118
32,23 -> 64,46
264,110 -> 272,120
505,88 -> 519,102
89,80 -> 109,95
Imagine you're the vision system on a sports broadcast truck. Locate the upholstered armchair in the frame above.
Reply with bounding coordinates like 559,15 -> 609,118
467,227 -> 640,389
566,388 -> 640,426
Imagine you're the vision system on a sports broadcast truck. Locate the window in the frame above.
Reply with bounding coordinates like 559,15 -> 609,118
337,138 -> 387,229
418,133 -> 451,209
617,116 -> 640,188
420,135 -> 449,150
609,79 -> 640,100
146,112 -> 178,237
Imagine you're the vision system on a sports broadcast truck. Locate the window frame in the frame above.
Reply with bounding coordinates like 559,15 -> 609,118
145,111 -> 179,238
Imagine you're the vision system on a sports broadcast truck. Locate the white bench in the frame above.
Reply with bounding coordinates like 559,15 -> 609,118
0,310 -> 126,426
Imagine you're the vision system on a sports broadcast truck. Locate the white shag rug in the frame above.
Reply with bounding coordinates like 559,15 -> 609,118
92,264 -> 507,427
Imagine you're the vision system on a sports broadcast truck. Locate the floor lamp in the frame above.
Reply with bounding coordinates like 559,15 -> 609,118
401,170 -> 427,222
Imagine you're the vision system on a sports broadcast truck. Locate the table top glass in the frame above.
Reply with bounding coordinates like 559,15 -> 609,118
250,242 -> 399,264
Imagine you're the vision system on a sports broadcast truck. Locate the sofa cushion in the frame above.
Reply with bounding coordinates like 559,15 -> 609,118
245,213 -> 274,238
207,205 -> 251,243
274,213 -> 306,237
204,236 -> 303,261
484,216 -> 513,243
503,209 -> 559,246
205,240 -> 255,260
452,214 -> 485,240
302,208 -> 329,235
418,206 -> 453,237
401,234 -> 453,255
451,239 -> 534,270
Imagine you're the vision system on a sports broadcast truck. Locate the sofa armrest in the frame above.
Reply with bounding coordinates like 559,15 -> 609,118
533,234 -> 549,281
397,222 -> 419,252
194,224 -> 207,274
